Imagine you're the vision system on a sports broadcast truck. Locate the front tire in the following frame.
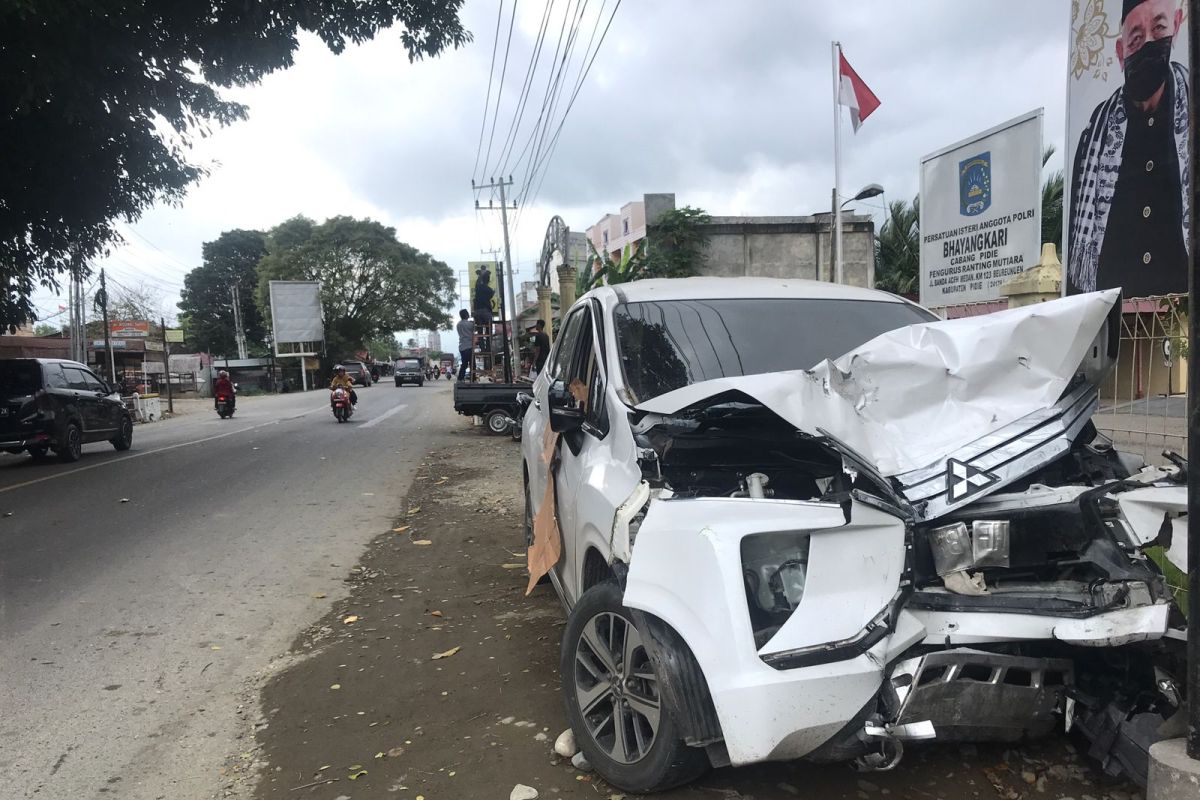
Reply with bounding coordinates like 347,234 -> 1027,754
57,421 -> 83,463
560,582 -> 708,793
111,416 -> 133,451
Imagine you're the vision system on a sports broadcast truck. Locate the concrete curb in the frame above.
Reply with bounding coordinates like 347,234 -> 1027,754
1147,738 -> 1200,800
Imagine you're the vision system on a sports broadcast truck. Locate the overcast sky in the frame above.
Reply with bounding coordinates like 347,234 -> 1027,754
40,0 -> 1070,349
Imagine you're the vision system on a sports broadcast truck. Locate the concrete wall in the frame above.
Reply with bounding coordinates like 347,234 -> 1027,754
696,215 -> 875,288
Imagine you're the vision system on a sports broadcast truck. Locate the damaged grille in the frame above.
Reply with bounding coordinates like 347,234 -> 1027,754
893,382 -> 1097,521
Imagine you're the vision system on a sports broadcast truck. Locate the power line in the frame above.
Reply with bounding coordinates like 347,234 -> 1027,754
518,0 -> 621,216
471,0 -> 505,182
504,0 -> 579,185
518,0 -> 590,193
494,0 -> 557,178
478,0 -> 520,182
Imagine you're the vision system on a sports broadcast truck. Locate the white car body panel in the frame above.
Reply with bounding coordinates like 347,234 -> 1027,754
1118,484 -> 1188,568
909,604 -> 1170,646
624,497 -> 907,763
634,289 -> 1119,478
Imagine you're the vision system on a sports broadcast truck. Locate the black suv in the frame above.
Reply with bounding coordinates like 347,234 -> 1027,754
0,359 -> 133,462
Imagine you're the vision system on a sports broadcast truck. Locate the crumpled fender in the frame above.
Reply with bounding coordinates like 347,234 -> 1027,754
623,496 -> 909,764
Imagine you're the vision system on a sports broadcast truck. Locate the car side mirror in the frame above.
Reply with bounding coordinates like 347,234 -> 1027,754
546,381 -> 584,433
550,404 -> 585,433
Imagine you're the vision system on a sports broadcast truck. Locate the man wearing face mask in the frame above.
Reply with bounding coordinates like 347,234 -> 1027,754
1068,0 -> 1190,296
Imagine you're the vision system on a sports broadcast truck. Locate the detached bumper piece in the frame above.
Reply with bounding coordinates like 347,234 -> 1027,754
890,649 -> 1073,742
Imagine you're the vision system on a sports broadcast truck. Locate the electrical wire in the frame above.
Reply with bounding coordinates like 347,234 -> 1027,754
518,0 -> 621,216
478,0 -> 520,183
471,0 -> 505,183
494,0 -> 557,179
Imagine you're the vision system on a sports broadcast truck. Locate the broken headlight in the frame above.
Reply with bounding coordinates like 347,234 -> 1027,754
928,520 -> 1010,576
741,532 -> 810,648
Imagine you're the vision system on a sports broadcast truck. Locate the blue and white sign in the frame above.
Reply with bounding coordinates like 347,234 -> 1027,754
920,110 -> 1043,308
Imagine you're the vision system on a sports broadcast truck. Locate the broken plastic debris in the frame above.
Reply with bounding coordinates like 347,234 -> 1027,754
313,592 -> 327,599
392,526 -> 410,533
412,539 -> 433,546
330,684 -> 341,690
119,498 -> 130,503
348,769 -> 367,780
407,506 -> 421,515
431,646 -> 461,660
343,615 -> 359,624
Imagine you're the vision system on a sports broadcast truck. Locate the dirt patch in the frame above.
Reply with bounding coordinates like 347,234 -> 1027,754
249,425 -> 1140,800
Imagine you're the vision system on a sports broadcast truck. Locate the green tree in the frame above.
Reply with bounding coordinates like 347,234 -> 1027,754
0,2 -> 469,331
366,333 -> 402,361
644,206 -> 711,278
256,216 -> 454,356
34,323 -> 63,337
874,196 -> 920,295
1041,145 -> 1064,254
178,229 -> 269,354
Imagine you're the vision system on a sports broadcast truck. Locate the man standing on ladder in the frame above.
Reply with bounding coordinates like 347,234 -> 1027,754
456,309 -> 474,382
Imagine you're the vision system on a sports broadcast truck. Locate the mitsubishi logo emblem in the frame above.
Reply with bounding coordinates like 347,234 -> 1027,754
946,459 -> 996,501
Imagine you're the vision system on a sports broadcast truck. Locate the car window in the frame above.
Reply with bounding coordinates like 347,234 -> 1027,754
62,367 -> 91,391
548,308 -> 587,382
79,369 -> 106,392
43,364 -> 69,389
0,361 -> 43,397
613,297 -> 938,403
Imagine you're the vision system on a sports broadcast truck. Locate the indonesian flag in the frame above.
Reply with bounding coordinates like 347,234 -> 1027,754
838,50 -> 880,132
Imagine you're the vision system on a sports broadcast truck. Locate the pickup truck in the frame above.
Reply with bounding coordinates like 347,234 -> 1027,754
452,381 -> 529,437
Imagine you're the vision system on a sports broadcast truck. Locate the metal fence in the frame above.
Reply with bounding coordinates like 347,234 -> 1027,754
1093,295 -> 1188,465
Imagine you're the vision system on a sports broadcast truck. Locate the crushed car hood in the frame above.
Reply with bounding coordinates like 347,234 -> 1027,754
636,290 -> 1120,518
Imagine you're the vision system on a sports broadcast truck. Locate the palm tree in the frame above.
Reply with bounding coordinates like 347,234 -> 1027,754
1041,145 -> 1064,253
874,196 -> 920,295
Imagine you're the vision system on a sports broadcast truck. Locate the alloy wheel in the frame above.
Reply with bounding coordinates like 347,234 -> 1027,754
573,611 -> 661,765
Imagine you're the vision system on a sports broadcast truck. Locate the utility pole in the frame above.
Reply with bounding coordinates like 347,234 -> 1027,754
1185,0 -> 1199,763
473,176 -> 521,376
160,317 -> 173,415
231,285 -> 248,360
98,268 -> 116,383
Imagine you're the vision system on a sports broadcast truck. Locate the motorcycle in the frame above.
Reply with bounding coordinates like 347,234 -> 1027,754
215,384 -> 237,419
331,387 -> 353,423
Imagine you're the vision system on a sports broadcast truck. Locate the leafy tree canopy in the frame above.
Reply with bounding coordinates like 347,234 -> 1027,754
0,1 -> 469,329
178,229 -> 269,355
874,196 -> 920,296
256,216 -> 454,356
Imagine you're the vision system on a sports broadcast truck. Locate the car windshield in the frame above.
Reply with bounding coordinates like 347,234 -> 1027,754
398,360 -> 420,369
0,361 -> 43,397
613,297 -> 937,403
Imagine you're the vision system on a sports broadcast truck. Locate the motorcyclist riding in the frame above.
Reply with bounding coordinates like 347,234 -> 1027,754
330,365 -> 358,405
214,370 -> 235,411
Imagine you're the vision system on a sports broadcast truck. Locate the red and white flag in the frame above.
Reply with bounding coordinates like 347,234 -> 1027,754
837,50 -> 880,132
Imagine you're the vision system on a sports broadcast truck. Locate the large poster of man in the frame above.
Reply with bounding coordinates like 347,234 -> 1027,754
1066,0 -> 1190,296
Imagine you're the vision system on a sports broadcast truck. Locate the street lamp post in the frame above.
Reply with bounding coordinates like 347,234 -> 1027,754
830,183 -> 885,283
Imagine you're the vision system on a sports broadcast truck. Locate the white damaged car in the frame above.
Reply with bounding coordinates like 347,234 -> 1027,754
519,278 -> 1187,793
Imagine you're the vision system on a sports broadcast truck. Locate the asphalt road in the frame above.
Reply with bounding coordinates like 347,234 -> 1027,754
0,381 -> 459,799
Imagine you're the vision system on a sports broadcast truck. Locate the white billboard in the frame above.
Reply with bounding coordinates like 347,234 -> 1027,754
268,280 -> 324,350
919,109 -> 1043,308
1065,0 -> 1190,297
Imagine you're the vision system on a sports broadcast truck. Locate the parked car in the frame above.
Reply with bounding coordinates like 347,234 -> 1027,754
393,358 -> 424,387
519,278 -> 1186,793
0,358 -> 133,462
341,360 -> 372,387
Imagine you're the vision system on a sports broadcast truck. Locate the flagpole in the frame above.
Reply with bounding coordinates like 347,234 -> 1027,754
832,40 -> 844,284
